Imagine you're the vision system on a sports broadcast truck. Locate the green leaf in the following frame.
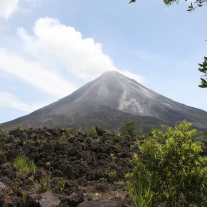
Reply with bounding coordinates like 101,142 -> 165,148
201,78 -> 207,83
199,84 -> 207,88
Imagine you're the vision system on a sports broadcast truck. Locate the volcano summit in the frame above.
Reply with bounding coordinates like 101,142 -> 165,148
2,71 -> 207,132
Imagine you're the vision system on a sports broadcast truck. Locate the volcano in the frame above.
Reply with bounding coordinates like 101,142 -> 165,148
2,71 -> 207,132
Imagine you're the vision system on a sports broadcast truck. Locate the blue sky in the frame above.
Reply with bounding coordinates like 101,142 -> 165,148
0,0 -> 207,124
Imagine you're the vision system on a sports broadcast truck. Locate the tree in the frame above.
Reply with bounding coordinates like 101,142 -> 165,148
163,0 -> 207,12
120,121 -> 137,136
129,0 -> 207,12
127,121 -> 207,206
198,56 -> 207,88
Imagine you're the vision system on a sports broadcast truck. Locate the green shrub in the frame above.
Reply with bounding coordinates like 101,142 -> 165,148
104,130 -> 112,134
127,120 -> 207,206
120,121 -> 137,136
110,154 -> 116,163
108,170 -> 117,180
22,192 -> 27,204
13,156 -> 36,174
99,177 -> 107,182
65,128 -> 72,136
39,171 -> 51,192
13,126 -> 22,131
88,126 -> 97,136
56,177 -> 65,192
0,124 -> 5,133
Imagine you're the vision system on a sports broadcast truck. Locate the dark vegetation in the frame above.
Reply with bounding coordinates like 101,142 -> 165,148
2,106 -> 174,133
128,121 -> 207,206
0,121 -> 206,207
198,57 -> 207,88
129,0 -> 207,12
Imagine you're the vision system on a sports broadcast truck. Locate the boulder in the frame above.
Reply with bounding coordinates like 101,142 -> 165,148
39,191 -> 61,207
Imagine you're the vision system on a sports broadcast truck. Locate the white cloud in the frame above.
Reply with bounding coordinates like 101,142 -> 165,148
18,17 -> 144,82
0,92 -> 47,112
0,48 -> 76,98
0,0 -> 19,19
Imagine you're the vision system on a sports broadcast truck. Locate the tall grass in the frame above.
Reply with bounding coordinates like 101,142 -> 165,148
126,162 -> 153,207
13,156 -> 36,174
127,178 -> 153,207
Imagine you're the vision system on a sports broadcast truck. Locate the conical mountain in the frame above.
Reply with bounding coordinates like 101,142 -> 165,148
2,71 -> 207,131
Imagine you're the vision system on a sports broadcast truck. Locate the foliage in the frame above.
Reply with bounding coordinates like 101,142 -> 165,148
39,169 -> 52,192
129,0 -> 136,3
198,56 -> 207,88
108,170 -> 117,180
88,126 -> 97,136
126,161 -> 153,207
130,0 -> 207,12
163,0 -> 207,12
13,156 -> 36,174
56,177 -> 65,192
13,126 -> 22,131
99,177 -> 107,182
55,128 -> 60,135
0,124 -> 5,133
104,129 -> 112,134
192,130 -> 207,144
128,121 -> 207,206
22,192 -> 27,204
65,128 -> 72,136
120,121 -> 137,136
110,153 -> 116,163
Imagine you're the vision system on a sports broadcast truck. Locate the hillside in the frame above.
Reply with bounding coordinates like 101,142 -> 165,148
2,105 -> 173,134
2,71 -> 207,131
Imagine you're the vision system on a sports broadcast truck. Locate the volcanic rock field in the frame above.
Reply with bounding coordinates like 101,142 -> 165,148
0,127 -> 141,207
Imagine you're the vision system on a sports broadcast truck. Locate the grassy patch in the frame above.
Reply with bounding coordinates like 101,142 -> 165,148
13,156 -> 36,174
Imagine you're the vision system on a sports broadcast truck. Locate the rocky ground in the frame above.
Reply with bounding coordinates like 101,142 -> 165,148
0,127 -> 141,207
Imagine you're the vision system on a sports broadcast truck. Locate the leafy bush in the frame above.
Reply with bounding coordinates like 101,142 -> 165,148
0,124 -> 5,133
192,131 -> 207,144
39,169 -> 52,192
65,128 -> 72,136
13,126 -> 22,131
120,121 -> 137,136
13,156 -> 36,174
127,120 -> 207,206
88,126 -> 97,136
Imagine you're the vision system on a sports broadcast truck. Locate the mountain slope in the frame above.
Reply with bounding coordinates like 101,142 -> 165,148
2,71 -> 207,131
2,105 -> 173,133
